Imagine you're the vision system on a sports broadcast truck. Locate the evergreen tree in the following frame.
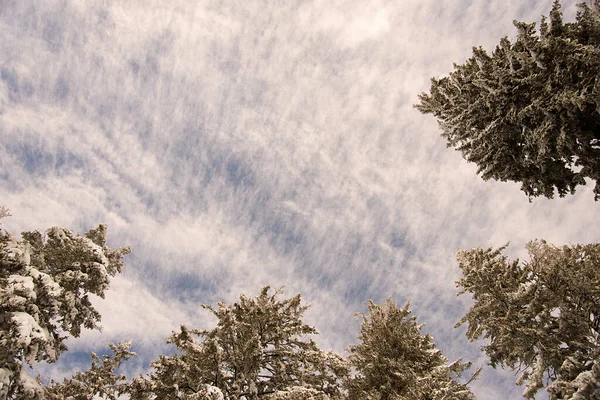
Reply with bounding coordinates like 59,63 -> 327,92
455,240 -> 600,399
346,299 -> 476,400
416,1 -> 600,200
0,211 -> 130,399
44,342 -> 136,400
126,287 -> 349,400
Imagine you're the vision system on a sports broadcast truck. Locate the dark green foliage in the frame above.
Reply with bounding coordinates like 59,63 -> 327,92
416,1 -> 600,200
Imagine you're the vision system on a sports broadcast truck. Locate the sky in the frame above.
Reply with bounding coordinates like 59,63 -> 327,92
0,0 -> 598,398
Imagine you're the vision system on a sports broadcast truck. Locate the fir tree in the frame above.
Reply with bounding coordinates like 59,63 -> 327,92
455,240 -> 600,398
346,299 -> 476,400
126,287 -> 348,400
416,1 -> 600,200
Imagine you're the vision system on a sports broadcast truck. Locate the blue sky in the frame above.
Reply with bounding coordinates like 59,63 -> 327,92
1,0 -> 598,398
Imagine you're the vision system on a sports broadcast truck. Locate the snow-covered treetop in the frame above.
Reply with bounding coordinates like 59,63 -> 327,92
127,286 -> 349,400
416,0 -> 600,200
0,210 -> 129,400
347,299 -> 477,400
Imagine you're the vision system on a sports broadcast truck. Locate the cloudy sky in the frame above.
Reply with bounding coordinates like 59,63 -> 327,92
1,0 -> 598,398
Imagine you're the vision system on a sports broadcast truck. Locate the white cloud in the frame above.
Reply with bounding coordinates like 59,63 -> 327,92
299,2 -> 391,47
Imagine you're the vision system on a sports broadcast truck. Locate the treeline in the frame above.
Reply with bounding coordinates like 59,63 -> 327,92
1,208 -> 599,399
